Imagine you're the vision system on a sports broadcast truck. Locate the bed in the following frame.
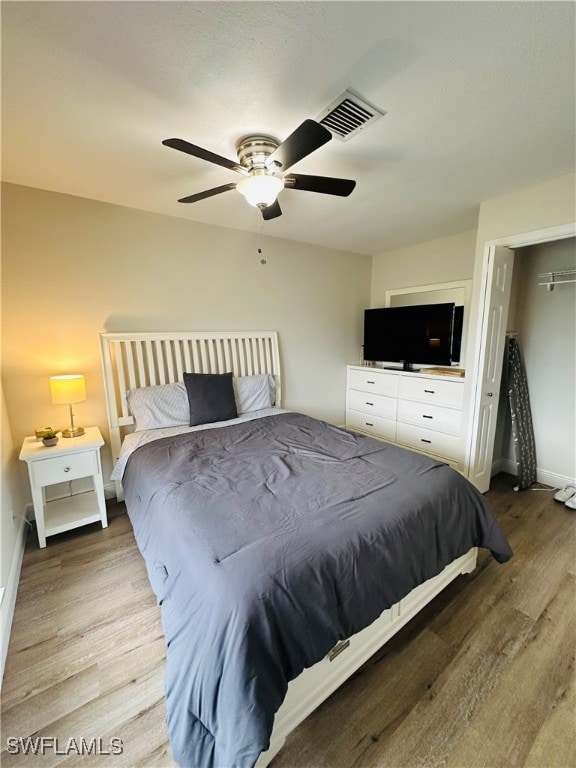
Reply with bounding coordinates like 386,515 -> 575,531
100,331 -> 512,768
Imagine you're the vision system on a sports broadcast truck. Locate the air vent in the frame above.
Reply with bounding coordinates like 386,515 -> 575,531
317,90 -> 385,141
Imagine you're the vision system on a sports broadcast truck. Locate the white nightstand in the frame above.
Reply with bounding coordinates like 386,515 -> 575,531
19,426 -> 108,548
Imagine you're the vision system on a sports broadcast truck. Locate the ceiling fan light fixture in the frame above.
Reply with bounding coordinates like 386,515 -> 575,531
165,119 -> 356,219
236,170 -> 284,208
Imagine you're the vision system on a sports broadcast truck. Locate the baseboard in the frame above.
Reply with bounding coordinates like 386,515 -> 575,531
491,458 -> 507,476
103,481 -> 117,500
492,457 -> 574,489
534,467 -> 575,489
0,516 -> 27,685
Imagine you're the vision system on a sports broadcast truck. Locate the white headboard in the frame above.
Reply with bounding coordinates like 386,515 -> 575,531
99,331 -> 281,497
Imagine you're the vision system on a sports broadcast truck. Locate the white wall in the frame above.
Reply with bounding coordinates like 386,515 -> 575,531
370,230 -> 477,306
1,183 -> 372,489
494,239 -> 576,485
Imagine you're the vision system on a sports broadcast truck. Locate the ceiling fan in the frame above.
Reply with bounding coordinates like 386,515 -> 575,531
162,119 -> 356,220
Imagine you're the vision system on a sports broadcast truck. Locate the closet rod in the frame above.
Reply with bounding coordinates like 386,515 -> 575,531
537,268 -> 576,291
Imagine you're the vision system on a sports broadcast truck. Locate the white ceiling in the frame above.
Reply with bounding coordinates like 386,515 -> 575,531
2,1 -> 575,256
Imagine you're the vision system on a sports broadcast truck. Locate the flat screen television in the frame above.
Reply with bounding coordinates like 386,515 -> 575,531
363,303 -> 462,370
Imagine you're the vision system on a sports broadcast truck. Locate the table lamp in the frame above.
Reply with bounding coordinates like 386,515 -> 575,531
50,374 -> 86,437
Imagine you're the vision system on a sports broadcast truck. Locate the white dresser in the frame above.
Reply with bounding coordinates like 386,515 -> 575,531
346,365 -> 465,470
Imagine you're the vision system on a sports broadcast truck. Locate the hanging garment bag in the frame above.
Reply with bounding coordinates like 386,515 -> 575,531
507,336 -> 537,490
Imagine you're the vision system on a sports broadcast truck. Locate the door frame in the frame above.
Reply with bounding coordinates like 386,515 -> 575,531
465,221 -> 576,486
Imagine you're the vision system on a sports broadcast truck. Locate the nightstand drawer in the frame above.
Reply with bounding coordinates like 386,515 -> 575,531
31,450 -> 97,487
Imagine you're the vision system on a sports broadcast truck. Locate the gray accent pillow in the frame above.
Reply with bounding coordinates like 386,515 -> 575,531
184,372 -> 238,427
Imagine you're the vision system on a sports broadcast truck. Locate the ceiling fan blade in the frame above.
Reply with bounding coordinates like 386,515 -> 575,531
267,120 -> 332,172
284,174 -> 356,196
163,138 -> 248,175
262,200 -> 282,220
177,183 -> 237,204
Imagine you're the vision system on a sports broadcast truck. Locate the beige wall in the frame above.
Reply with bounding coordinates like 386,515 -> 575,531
1,383 -> 26,584
1,183 -> 371,488
370,229 -> 477,306
475,174 -> 576,250
1,381 -> 27,677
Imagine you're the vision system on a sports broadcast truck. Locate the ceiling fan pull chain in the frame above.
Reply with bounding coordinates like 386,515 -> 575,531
258,209 -> 266,264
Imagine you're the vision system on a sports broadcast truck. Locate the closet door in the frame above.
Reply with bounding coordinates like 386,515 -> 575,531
467,245 -> 515,492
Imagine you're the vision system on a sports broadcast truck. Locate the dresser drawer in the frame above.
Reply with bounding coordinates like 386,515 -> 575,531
348,368 -> 399,397
348,390 -> 397,420
395,422 -> 461,462
31,450 -> 97,487
398,376 -> 464,408
346,410 -> 397,441
397,400 -> 462,435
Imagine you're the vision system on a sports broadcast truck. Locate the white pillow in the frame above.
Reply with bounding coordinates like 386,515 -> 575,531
126,382 -> 189,431
234,374 -> 276,414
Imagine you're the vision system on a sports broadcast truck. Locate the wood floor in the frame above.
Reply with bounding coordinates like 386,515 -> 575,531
2,473 -> 575,768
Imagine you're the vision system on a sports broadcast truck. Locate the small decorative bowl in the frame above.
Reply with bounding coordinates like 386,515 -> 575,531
42,436 -> 59,447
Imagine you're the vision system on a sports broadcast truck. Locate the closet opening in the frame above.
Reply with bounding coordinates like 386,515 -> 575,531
466,222 -> 575,493
492,237 -> 576,492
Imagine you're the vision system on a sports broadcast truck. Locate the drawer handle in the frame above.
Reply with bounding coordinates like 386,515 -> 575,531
328,639 -> 350,662
365,401 -> 374,406
424,389 -> 435,394
421,439 -> 432,444
366,380 -> 375,384
423,414 -> 433,419
365,422 -> 374,427
63,466 -> 71,473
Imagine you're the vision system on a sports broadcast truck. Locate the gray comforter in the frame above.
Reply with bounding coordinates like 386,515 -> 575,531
122,412 -> 512,768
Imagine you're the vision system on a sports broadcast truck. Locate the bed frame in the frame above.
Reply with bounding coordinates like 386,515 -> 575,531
99,330 -> 477,766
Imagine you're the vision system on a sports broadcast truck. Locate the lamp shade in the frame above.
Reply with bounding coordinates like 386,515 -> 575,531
50,374 -> 86,404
